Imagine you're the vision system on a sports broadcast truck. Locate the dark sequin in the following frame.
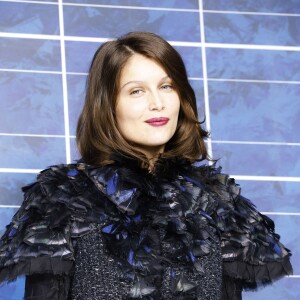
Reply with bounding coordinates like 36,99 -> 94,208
70,224 -> 222,299
70,223 -> 131,300
159,227 -> 222,300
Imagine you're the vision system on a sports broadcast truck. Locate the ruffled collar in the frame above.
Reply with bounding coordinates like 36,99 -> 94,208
82,153 -> 214,215
108,152 -> 199,179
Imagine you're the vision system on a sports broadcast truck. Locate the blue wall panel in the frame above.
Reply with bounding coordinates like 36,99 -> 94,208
0,173 -> 35,206
0,136 -> 66,169
0,72 -> 64,134
0,0 -> 298,298
0,38 -> 61,71
0,2 -> 59,34
67,74 -> 86,135
64,6 -> 200,41
203,0 -> 300,14
64,0 -> 199,9
213,143 -> 300,176
206,48 -> 300,81
209,81 -> 300,142
175,46 -> 203,78
241,180 -> 300,212
65,41 -> 100,73
205,13 -> 300,46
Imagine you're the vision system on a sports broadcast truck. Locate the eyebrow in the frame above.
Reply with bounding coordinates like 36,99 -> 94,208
120,75 -> 171,89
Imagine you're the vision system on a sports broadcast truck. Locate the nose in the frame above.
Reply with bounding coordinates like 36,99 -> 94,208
148,91 -> 164,111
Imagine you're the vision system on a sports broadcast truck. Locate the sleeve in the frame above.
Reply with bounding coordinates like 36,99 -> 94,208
0,166 -> 78,284
213,173 -> 293,294
24,274 -> 71,300
221,275 -> 242,300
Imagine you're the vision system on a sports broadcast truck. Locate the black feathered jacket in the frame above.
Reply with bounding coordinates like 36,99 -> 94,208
0,156 -> 293,299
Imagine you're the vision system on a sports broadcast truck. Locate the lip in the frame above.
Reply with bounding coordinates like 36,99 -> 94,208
145,117 -> 169,127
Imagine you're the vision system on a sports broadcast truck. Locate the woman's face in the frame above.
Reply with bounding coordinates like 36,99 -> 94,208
116,54 -> 180,159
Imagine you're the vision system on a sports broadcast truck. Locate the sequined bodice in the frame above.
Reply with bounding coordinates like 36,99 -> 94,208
70,223 -> 222,300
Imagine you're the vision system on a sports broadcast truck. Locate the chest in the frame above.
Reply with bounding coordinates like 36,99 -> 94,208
70,222 -> 223,300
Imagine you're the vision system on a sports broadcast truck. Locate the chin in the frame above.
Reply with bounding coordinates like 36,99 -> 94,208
144,139 -> 171,147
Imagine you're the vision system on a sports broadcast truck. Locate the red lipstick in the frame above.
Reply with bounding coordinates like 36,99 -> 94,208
145,117 -> 169,127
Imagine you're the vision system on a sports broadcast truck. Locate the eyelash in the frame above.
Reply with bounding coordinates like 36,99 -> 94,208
129,85 -> 173,95
130,89 -> 143,95
160,84 -> 173,90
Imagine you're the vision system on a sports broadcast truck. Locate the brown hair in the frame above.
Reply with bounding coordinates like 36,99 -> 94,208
76,31 -> 209,168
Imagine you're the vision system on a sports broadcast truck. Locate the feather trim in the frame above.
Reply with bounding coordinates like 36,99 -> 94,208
0,157 -> 293,298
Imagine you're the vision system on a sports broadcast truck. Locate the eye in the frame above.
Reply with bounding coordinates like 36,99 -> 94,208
160,84 -> 173,91
130,89 -> 143,95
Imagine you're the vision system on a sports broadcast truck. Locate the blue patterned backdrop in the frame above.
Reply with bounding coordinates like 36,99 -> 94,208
0,0 -> 299,299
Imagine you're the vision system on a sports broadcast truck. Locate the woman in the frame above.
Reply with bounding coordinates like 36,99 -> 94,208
0,32 -> 293,299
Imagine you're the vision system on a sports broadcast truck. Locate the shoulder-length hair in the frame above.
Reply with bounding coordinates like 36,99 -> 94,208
76,31 -> 209,168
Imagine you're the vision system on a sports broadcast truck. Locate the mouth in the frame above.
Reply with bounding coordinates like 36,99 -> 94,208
145,117 -> 169,127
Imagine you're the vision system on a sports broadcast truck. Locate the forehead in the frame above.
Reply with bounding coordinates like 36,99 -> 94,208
119,54 -> 167,83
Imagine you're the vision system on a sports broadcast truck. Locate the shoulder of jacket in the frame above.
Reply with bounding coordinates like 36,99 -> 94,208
0,163 -> 112,283
21,162 -> 95,196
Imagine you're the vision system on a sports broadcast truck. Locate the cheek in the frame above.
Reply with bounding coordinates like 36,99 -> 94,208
116,102 -> 144,128
171,96 -> 181,116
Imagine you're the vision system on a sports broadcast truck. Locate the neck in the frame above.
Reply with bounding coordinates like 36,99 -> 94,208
133,145 -> 165,171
